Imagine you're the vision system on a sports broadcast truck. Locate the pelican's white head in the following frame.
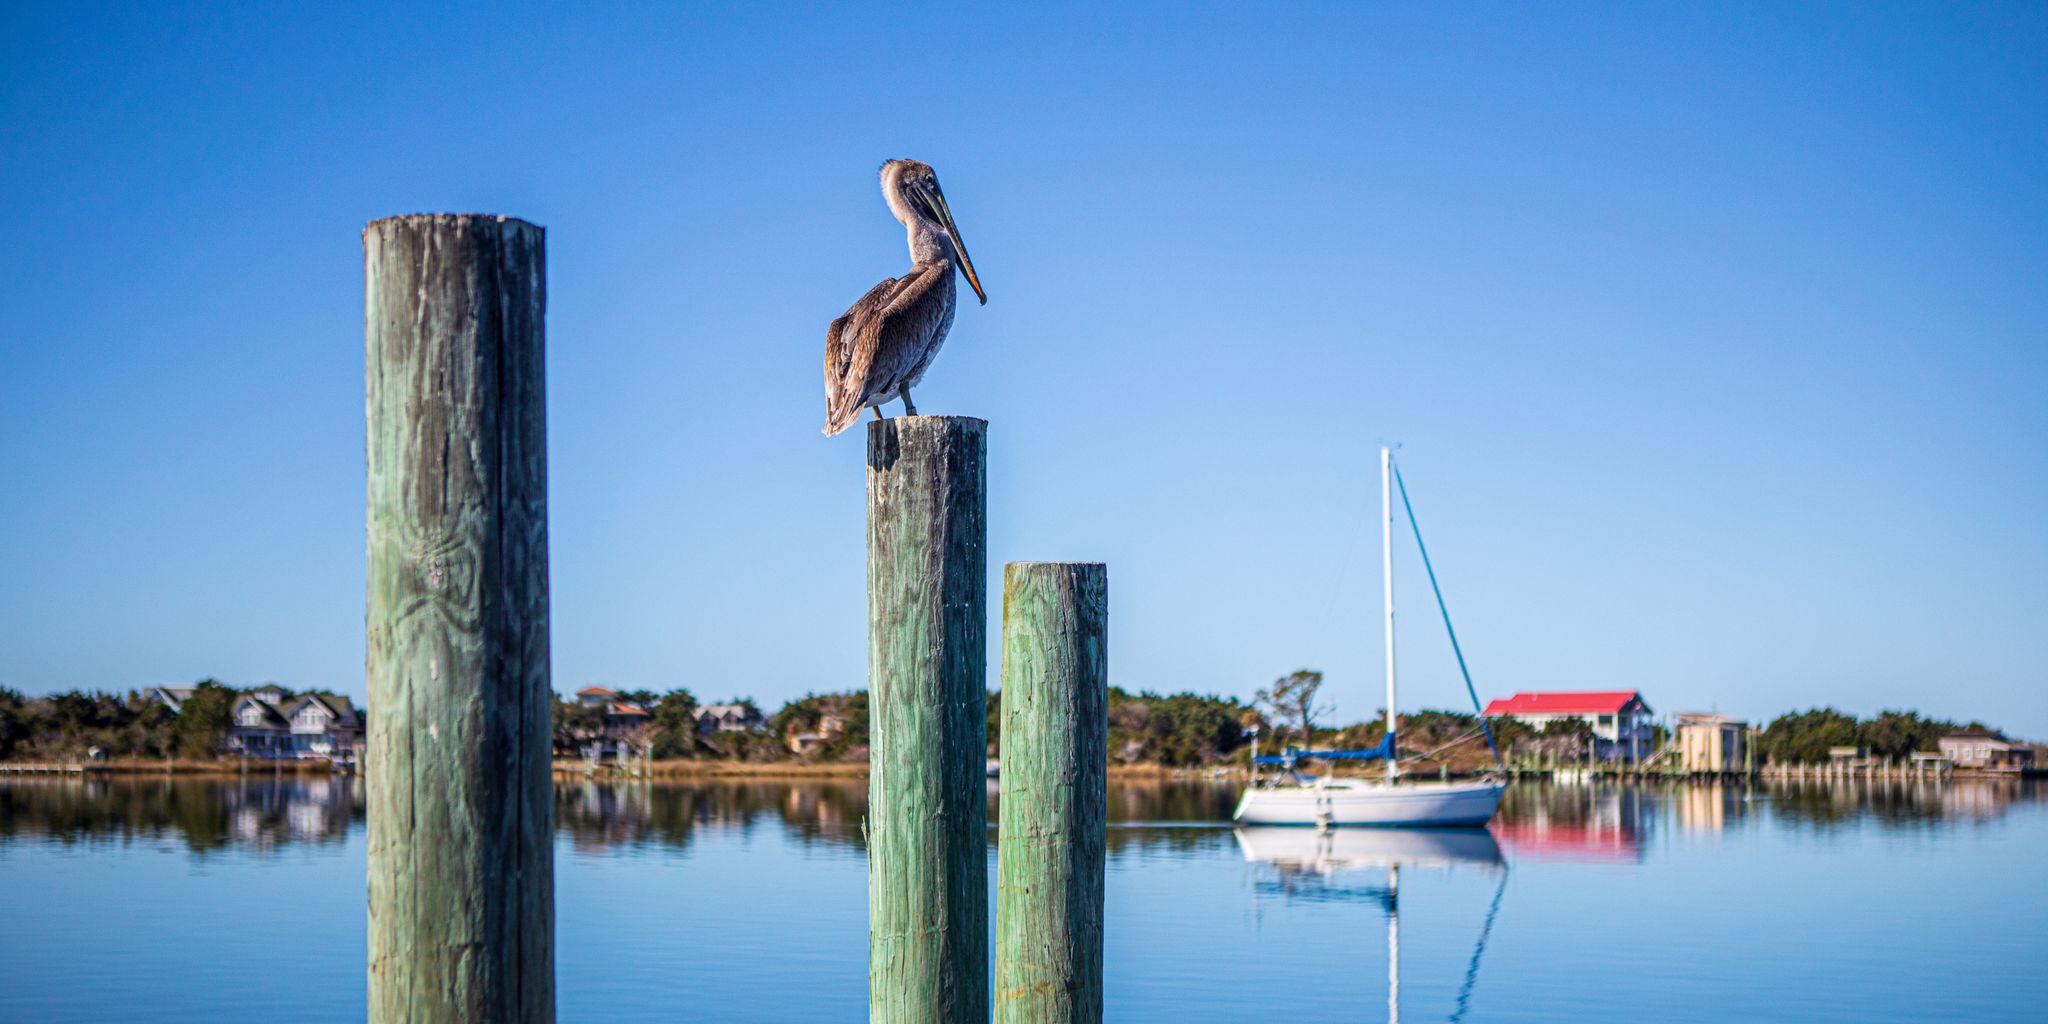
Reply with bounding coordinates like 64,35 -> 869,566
880,159 -> 986,305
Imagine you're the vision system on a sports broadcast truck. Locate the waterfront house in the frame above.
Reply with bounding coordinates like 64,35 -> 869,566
1483,691 -> 1657,762
226,692 -> 291,757
786,710 -> 849,755
1675,713 -> 1749,773
696,703 -> 766,734
1938,734 -> 2034,771
570,697 -> 653,760
283,694 -> 363,761
224,689 -> 362,762
604,701 -> 650,734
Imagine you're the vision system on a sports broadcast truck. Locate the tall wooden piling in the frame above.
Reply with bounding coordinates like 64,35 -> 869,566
364,214 -> 553,1024
995,562 -> 1108,1024
866,416 -> 989,1024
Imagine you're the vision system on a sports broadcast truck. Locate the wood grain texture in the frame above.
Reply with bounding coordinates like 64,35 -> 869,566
866,416 -> 989,1024
364,214 -> 553,1024
995,562 -> 1108,1024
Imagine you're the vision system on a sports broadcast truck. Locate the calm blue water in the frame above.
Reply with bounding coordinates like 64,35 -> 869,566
1,775 -> 2042,1022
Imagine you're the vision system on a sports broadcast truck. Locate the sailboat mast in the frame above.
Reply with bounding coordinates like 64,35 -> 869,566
1387,862 -> 1401,1024
1381,445 -> 1398,783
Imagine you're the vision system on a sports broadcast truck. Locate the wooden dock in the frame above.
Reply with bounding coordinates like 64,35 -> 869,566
0,762 -> 97,774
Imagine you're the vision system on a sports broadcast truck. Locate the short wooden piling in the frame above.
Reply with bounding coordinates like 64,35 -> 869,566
866,416 -> 989,1024
995,562 -> 1108,1024
364,214 -> 553,1024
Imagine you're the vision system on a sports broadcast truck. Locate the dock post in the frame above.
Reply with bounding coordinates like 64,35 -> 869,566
867,416 -> 989,1024
995,562 -> 1108,1024
364,214 -> 553,1024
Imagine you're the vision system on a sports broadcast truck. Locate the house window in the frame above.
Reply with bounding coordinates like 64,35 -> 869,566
1598,715 -> 1614,727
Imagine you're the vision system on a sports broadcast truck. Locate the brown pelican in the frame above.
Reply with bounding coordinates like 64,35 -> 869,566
822,159 -> 986,435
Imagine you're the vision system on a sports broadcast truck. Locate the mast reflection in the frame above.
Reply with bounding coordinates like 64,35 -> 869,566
1236,827 -> 1507,1024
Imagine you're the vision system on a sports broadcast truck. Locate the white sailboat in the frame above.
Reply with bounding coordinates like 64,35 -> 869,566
1233,446 -> 1505,828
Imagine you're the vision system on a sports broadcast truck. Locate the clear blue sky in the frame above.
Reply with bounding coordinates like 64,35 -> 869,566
3,3 -> 2043,736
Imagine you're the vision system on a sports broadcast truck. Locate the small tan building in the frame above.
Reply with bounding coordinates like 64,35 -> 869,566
1938,734 -> 2034,771
1675,713 -> 1748,773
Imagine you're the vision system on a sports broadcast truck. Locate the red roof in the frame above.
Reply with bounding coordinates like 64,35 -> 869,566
1482,691 -> 1644,716
576,686 -> 616,697
608,703 -> 650,717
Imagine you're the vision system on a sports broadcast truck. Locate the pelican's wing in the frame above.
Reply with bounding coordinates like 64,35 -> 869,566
826,276 -> 899,402
823,263 -> 949,435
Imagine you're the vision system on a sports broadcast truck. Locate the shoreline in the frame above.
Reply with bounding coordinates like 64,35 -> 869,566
0,758 -> 343,776
550,760 -> 1251,780
7,759 -> 2039,783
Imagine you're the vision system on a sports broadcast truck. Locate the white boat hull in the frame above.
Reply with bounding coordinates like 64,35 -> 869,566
1233,779 -> 1504,828
1234,825 -> 1503,869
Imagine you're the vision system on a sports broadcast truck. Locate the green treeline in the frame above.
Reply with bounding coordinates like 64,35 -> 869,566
0,682 -> 237,759
1,680 -> 2020,767
1755,707 -> 2001,764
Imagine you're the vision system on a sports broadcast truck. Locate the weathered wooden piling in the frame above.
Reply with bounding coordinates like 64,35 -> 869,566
995,561 -> 1108,1024
866,416 -> 989,1024
364,214 -> 553,1024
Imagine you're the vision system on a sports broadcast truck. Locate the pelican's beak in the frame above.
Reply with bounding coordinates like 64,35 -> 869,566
925,181 -> 986,305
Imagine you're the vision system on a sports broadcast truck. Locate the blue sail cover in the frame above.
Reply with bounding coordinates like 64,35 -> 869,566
1252,730 -> 1396,765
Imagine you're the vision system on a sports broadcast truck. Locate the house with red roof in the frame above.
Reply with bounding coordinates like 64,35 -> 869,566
571,686 -> 654,733
1482,691 -> 1657,762
566,686 -> 655,759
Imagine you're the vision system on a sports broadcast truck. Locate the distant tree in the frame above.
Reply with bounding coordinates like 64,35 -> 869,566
1488,715 -> 1532,752
1858,709 -> 1931,761
1758,708 -> 1861,764
647,689 -> 700,758
614,689 -> 658,707
1255,670 -> 1328,749
0,687 -> 28,758
770,691 -> 869,761
170,681 -> 235,758
1106,689 -> 1252,766
552,697 -> 605,753
124,693 -> 176,757
986,689 -> 1002,758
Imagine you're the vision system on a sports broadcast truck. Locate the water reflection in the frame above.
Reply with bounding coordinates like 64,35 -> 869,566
1493,781 -> 1650,861
0,774 -> 361,853
0,775 -> 2037,857
1237,826 -> 1502,905
1236,826 -> 1508,1024
555,778 -> 869,853
1757,774 -> 2029,829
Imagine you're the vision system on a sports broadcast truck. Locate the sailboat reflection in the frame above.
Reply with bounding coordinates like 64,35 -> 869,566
1236,827 -> 1508,1024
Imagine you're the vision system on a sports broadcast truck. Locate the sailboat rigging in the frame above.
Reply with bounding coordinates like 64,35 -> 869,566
1232,446 -> 1506,827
